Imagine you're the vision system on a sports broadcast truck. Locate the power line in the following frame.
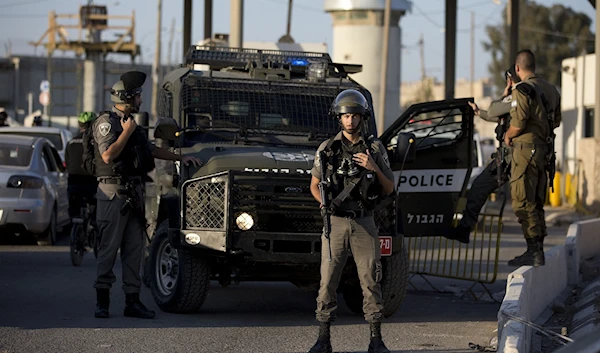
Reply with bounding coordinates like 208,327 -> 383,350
0,0 -> 48,8
0,14 -> 47,18
520,25 -> 595,42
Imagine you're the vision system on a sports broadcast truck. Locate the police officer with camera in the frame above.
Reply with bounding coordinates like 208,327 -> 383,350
93,71 -> 201,319
445,65 -> 520,243
308,89 -> 395,353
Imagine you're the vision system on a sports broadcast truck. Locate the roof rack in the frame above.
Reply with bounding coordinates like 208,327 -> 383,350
186,45 -> 332,70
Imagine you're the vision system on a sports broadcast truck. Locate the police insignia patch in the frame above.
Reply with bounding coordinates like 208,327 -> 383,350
99,122 -> 111,137
511,101 -> 517,108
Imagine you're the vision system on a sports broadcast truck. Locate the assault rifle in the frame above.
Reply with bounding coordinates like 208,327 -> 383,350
496,117 -> 509,187
113,162 -> 151,243
318,151 -> 332,262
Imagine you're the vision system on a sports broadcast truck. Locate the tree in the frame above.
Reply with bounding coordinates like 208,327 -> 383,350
483,0 -> 595,94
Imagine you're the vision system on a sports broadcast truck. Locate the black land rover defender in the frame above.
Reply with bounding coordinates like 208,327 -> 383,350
145,46 -> 475,317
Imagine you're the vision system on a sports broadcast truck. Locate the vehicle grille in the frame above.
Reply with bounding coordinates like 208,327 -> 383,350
183,171 -> 395,235
183,174 -> 228,230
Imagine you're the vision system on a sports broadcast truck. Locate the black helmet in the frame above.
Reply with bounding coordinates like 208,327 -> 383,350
110,71 -> 146,104
330,89 -> 370,118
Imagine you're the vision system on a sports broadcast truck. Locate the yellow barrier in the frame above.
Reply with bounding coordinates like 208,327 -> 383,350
404,210 -> 502,301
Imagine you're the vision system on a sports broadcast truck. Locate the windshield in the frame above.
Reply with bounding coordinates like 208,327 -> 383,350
179,78 -> 359,146
0,143 -> 33,167
0,131 -> 63,150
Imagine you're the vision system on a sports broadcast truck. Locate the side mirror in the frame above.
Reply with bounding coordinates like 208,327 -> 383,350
154,117 -> 179,141
393,132 -> 416,164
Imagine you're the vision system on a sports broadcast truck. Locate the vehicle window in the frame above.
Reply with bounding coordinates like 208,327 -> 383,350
49,146 -> 65,172
0,143 -> 33,167
0,131 -> 63,149
42,146 -> 57,172
395,108 -> 464,150
181,79 -> 348,135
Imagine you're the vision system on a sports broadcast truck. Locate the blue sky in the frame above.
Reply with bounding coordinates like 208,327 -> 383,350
0,0 -> 596,83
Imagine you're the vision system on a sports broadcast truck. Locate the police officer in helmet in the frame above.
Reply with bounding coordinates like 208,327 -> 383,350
92,71 -> 201,319
308,89 -> 395,353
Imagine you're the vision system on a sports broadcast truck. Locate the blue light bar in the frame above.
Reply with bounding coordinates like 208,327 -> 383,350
290,59 -> 310,66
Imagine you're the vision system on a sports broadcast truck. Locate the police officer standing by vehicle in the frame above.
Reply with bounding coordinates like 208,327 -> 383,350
308,89 -> 395,353
504,50 -> 561,267
93,71 -> 201,319
445,66 -> 520,243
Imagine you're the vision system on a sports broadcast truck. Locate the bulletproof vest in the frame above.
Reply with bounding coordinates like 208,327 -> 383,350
322,136 -> 384,211
94,112 -> 155,178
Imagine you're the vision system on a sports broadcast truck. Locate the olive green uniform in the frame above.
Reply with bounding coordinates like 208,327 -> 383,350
93,107 -> 154,294
509,75 -> 561,240
461,97 -> 513,230
311,131 -> 394,324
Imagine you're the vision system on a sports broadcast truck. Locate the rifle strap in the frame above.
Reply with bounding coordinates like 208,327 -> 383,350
330,171 -> 366,209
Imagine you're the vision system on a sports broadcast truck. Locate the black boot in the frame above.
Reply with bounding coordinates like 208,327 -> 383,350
124,293 -> 156,319
308,322 -> 332,353
508,237 -> 545,267
368,322 -> 390,353
443,223 -> 470,244
94,289 -> 110,318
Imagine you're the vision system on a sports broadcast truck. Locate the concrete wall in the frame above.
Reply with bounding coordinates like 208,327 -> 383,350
498,246 -> 568,353
498,217 -> 600,353
577,138 -> 600,213
0,55 -> 159,124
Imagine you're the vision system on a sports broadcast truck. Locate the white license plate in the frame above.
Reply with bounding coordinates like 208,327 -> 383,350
379,236 -> 392,256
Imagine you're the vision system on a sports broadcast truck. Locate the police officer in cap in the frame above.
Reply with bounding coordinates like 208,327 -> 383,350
308,89 -> 395,353
92,71 -> 201,319
445,65 -> 520,243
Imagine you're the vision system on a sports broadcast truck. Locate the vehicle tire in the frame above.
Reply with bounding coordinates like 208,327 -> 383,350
149,221 -> 211,313
343,247 -> 409,318
37,208 -> 57,246
69,223 -> 84,266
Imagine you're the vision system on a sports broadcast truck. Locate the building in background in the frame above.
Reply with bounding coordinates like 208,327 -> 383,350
560,52 -> 599,212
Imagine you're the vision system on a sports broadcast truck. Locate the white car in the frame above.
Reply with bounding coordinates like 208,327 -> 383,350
0,127 -> 73,163
0,135 -> 70,245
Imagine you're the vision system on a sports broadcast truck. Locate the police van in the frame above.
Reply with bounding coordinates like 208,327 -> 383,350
145,46 -> 476,316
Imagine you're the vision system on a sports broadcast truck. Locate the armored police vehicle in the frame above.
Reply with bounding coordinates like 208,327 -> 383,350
146,46 -> 475,316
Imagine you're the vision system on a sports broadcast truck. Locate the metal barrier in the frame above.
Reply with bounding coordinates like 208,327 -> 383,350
405,189 -> 506,301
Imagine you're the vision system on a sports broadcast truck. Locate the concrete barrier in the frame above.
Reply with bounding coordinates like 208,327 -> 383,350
498,217 -> 600,352
566,218 -> 600,286
497,246 -> 568,353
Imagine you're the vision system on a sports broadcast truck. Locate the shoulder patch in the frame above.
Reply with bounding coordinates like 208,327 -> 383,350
98,122 -> 111,137
511,100 -> 517,108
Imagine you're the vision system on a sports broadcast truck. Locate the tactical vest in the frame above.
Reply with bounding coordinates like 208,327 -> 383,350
322,136 -> 384,211
94,112 -> 155,178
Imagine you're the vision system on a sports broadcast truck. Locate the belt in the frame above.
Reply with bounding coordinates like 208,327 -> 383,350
98,177 -> 141,185
331,209 -> 372,219
512,142 -> 546,149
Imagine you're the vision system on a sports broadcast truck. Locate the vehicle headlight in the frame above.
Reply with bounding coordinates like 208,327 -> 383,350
236,212 -> 254,231
185,233 -> 201,245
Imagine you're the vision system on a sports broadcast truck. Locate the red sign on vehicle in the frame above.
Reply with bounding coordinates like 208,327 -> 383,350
379,236 -> 392,256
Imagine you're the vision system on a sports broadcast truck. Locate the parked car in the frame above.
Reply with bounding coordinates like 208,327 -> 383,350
0,127 -> 73,163
0,135 -> 70,245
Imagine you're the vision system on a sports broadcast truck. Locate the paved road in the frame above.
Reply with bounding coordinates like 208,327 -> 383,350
0,205 -> 571,353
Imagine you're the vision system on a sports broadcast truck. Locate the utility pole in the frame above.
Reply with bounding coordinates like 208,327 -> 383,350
278,0 -> 294,43
419,33 -> 425,80
230,0 -> 244,48
151,0 -> 162,119
377,0 -> 391,136
183,0 -> 192,59
444,0 -> 457,100
470,11 -> 475,97
205,0 -> 213,41
595,3 -> 600,138
167,17 -> 175,70
507,0 -> 519,64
